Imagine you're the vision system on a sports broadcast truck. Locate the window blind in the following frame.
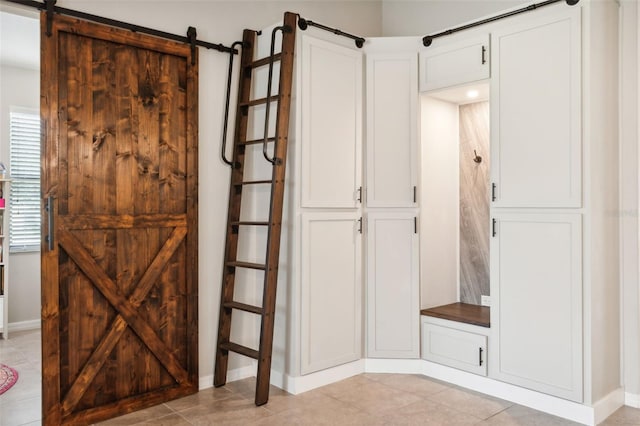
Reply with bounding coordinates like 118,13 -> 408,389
9,111 -> 41,252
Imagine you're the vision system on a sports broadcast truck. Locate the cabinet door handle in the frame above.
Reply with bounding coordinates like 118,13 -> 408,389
479,347 -> 484,366
45,195 -> 54,251
414,217 -> 417,234
491,182 -> 496,202
492,218 -> 497,237
358,217 -> 363,234
481,46 -> 487,65
357,186 -> 363,203
413,186 -> 417,203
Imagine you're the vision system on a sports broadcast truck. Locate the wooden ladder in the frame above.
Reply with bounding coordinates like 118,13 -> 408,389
214,12 -> 296,406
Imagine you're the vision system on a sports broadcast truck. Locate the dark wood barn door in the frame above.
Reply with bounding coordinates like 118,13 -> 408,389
40,13 -> 198,425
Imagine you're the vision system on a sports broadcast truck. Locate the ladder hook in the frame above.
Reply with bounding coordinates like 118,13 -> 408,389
221,41 -> 244,168
263,25 -> 289,165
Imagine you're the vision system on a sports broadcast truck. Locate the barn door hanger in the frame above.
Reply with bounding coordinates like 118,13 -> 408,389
44,0 -> 56,36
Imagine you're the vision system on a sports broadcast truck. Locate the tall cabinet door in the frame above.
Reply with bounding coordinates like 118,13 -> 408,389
366,52 -> 418,207
491,8 -> 581,207
301,213 -> 362,374
297,33 -> 364,375
300,36 -> 363,208
366,212 -> 419,358
490,213 -> 582,402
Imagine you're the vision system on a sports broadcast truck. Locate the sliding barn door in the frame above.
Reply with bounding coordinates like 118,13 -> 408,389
40,13 -> 198,425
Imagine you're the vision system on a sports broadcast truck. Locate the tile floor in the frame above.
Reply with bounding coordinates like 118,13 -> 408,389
1,329 -> 639,425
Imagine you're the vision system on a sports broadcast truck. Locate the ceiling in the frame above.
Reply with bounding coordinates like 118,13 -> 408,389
0,11 -> 40,70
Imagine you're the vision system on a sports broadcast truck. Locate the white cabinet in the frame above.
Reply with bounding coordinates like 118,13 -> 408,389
292,34 -> 365,376
366,212 -> 419,358
301,212 -> 362,374
491,9 -> 581,208
365,52 -> 418,207
490,213 -> 582,402
422,317 -> 488,376
419,34 -> 490,92
300,36 -> 362,208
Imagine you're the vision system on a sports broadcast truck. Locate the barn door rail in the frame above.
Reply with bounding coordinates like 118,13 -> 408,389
4,0 -> 238,55
422,0 -> 579,47
296,14 -> 365,48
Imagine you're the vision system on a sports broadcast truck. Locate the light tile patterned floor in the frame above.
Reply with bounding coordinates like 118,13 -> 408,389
1,329 -> 639,425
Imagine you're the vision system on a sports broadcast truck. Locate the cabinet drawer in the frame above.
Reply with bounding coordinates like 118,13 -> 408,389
419,34 -> 489,92
422,322 -> 487,376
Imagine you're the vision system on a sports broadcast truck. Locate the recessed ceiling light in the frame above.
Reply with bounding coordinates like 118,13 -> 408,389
466,89 -> 479,99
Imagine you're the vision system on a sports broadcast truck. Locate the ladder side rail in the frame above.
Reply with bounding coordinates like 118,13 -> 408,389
255,11 -> 298,406
214,29 -> 257,388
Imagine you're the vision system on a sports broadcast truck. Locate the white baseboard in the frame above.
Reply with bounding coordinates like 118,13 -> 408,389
199,363 -> 257,391
593,387 -> 624,425
271,359 -> 365,395
270,358 -> 596,425
365,358 -> 426,374
199,374 -> 213,390
419,360 -> 594,425
201,358 -> 621,425
8,319 -> 40,332
625,392 -> 640,408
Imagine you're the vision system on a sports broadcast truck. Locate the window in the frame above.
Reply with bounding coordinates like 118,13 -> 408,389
9,109 -> 41,252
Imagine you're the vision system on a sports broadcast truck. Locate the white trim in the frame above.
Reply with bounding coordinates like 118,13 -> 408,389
199,375 -> 213,390
365,358 -> 425,374
269,359 -> 598,425
419,360 -> 594,425
8,319 -> 40,332
624,392 -> 640,408
272,360 -> 365,395
198,364 -> 257,391
593,387 -> 624,425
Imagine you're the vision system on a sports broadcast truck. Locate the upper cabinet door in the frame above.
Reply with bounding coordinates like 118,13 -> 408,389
419,34 -> 490,92
300,36 -> 363,208
366,52 -> 418,207
491,9 -> 581,208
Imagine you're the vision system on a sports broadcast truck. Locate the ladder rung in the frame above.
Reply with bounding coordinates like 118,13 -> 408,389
231,221 -> 269,227
249,53 -> 282,69
240,95 -> 279,108
234,180 -> 272,186
220,342 -> 259,360
224,301 -> 264,315
239,137 -> 276,146
226,261 -> 267,270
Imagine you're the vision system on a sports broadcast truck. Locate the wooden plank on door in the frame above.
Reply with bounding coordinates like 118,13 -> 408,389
41,12 -> 198,425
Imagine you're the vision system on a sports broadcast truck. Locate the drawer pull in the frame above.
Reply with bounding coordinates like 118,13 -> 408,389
479,347 -> 484,366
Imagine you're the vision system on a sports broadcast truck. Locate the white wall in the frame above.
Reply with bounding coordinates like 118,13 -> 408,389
620,0 -> 640,402
0,64 -> 41,326
419,96 -> 459,309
